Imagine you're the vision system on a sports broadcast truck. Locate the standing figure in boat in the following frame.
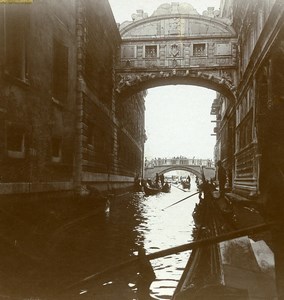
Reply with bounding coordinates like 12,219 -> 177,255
160,174 -> 165,187
155,173 -> 160,188
195,176 -> 200,188
187,175 -> 191,184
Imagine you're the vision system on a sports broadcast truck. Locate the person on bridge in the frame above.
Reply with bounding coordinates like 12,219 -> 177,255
216,160 -> 226,196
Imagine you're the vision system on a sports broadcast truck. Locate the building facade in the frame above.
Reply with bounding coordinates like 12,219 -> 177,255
0,1 -> 78,195
74,0 -> 146,194
1,0 -> 284,201
0,0 -> 146,197
213,0 -> 284,200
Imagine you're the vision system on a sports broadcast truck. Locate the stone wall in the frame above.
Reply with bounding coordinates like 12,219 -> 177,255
75,0 -> 146,194
0,0 -> 77,195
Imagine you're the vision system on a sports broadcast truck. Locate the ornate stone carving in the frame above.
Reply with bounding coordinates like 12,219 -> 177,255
202,7 -> 220,18
131,10 -> 148,21
116,69 -> 236,95
170,43 -> 180,57
169,18 -> 180,35
221,71 -> 233,84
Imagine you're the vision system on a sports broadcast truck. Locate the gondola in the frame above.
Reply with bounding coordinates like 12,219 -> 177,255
171,183 -> 276,300
143,184 -> 161,196
63,182 -> 275,300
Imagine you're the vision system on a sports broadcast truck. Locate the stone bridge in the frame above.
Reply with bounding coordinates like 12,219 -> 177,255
115,3 -> 238,102
144,158 -> 215,180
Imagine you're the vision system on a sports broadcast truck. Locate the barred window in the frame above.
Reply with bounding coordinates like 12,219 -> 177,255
193,43 -> 206,56
145,45 -> 158,58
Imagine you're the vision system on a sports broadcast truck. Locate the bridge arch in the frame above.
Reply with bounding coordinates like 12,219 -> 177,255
115,70 -> 236,102
116,3 -> 237,102
144,164 -> 216,181
159,165 -> 203,178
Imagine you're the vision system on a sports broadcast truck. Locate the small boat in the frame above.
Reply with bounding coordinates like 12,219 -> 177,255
172,194 -> 237,299
143,184 -> 161,196
172,183 -> 277,300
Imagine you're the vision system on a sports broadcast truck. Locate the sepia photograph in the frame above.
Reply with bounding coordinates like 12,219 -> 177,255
0,0 -> 283,299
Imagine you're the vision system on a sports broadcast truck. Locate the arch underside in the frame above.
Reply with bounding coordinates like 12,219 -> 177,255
159,165 -> 202,178
145,165 -> 216,180
116,70 -> 236,102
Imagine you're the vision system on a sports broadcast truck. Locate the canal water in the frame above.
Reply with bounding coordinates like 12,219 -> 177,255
1,182 -> 200,300
62,182 -> 200,300
134,185 -> 199,299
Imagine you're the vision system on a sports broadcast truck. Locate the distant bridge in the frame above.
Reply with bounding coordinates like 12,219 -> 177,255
144,158 -> 215,180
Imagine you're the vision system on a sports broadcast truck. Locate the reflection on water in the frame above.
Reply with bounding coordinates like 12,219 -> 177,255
1,183 -> 199,300
133,184 -> 199,299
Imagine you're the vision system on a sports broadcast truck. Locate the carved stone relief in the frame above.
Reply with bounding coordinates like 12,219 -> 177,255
115,69 -> 237,97
168,17 -> 181,35
170,43 -> 180,57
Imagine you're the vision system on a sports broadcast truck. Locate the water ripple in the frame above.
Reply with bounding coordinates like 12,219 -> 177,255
133,185 -> 199,299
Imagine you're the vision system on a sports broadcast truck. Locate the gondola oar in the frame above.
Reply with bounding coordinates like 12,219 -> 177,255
172,184 -> 188,192
63,221 -> 274,292
147,221 -> 275,260
162,191 -> 199,210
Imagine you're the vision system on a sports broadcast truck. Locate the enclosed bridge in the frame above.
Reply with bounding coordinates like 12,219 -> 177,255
115,3 -> 237,104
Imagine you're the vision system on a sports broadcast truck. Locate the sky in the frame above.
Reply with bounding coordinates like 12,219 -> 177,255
108,0 -> 221,160
108,0 -> 221,24
144,86 -> 216,159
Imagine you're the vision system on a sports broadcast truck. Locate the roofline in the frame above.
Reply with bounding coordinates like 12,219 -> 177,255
120,14 -> 236,37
